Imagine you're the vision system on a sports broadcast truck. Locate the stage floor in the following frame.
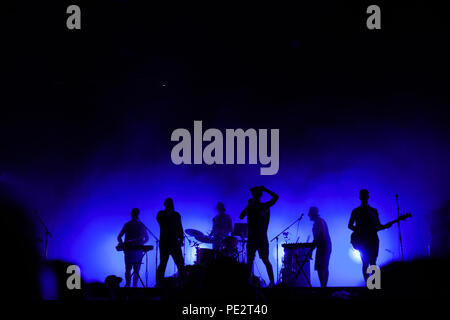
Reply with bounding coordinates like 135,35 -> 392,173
84,284 -> 439,301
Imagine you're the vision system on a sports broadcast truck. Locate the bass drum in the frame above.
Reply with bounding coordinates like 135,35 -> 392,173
195,248 -> 215,265
220,236 -> 238,258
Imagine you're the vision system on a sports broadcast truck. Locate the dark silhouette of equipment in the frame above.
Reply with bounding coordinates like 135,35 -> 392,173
137,217 -> 159,287
281,243 -> 314,287
115,243 -> 153,287
271,214 -> 304,282
232,223 -> 248,238
115,243 -> 154,252
185,228 -> 240,263
195,248 -> 215,265
185,228 -> 214,243
232,223 -> 248,263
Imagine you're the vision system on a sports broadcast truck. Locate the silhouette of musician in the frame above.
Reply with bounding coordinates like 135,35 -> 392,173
117,208 -> 149,287
240,186 -> 278,286
348,189 -> 394,281
308,206 -> 332,288
156,198 -> 185,285
210,202 -> 233,250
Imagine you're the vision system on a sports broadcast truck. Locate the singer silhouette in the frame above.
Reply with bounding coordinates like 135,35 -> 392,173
240,186 -> 278,286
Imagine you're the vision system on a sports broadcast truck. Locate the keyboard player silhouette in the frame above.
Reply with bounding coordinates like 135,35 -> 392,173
117,208 -> 149,287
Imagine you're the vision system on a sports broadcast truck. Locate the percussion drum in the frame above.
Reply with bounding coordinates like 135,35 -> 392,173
195,248 -> 215,265
220,236 -> 238,258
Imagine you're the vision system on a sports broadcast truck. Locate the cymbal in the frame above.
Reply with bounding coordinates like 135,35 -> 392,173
231,232 -> 248,238
185,229 -> 215,243
185,229 -> 204,238
196,234 -> 214,243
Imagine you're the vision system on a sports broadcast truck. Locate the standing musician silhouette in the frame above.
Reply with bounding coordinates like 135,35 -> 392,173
308,206 -> 332,287
117,208 -> 149,287
348,189 -> 395,281
240,186 -> 278,286
156,198 -> 185,286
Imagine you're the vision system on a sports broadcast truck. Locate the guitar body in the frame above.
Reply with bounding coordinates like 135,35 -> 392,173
350,213 -> 412,250
350,231 -> 362,250
350,231 -> 377,251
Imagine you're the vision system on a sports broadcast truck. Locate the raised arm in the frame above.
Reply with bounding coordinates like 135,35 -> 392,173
262,186 -> 279,207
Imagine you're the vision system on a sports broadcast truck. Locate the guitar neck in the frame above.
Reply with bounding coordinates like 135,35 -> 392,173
387,214 -> 411,227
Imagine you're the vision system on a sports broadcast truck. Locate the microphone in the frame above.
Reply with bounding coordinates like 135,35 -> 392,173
299,213 -> 304,220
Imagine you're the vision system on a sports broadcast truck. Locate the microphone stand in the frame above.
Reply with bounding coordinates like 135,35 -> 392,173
33,210 -> 52,259
183,232 -> 187,264
395,195 -> 404,261
270,214 -> 304,283
183,231 -> 193,264
138,218 -> 159,287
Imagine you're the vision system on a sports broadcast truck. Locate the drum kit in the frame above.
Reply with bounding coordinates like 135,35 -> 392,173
185,223 -> 248,265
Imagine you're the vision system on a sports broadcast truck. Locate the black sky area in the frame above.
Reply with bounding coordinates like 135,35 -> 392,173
2,1 -> 449,210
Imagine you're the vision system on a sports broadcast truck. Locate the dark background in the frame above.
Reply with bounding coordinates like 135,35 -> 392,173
2,1 -> 449,286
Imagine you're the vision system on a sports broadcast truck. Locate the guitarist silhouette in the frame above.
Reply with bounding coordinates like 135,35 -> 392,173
348,189 -> 411,281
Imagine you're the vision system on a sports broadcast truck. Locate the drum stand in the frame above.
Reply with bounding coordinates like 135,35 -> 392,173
138,218 -> 159,286
239,238 -> 247,264
130,252 -> 147,288
145,249 -> 149,287
294,247 -> 313,287
271,214 -> 304,283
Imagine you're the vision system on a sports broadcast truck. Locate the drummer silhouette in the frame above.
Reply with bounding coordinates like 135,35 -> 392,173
210,202 -> 233,250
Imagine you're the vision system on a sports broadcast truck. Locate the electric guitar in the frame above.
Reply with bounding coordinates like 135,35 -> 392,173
351,213 -> 412,249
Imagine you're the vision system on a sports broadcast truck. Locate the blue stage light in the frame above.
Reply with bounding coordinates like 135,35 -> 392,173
349,247 -> 361,264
